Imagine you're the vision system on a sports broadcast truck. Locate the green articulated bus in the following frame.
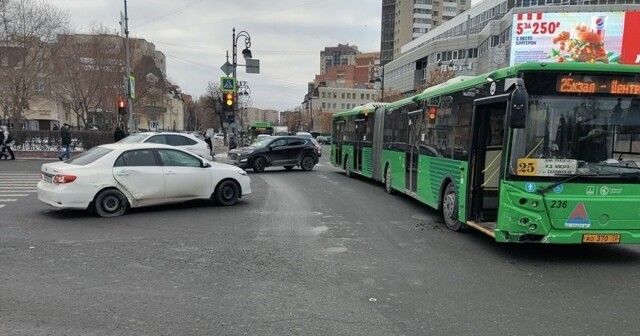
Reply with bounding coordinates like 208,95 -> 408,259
331,62 -> 640,244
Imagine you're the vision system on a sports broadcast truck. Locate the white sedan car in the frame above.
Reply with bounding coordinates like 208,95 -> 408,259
118,132 -> 213,161
37,143 -> 251,217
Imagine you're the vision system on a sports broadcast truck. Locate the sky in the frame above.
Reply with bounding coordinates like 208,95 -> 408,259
51,0 -> 384,112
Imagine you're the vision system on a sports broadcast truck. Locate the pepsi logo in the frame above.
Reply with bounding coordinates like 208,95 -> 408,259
595,18 -> 604,25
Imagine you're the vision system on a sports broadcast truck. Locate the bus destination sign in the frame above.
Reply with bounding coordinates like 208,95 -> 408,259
556,75 -> 640,95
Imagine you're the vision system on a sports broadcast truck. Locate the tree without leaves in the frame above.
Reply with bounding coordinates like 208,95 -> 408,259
52,27 -> 123,129
0,0 -> 69,128
203,82 -> 227,139
423,68 -> 456,89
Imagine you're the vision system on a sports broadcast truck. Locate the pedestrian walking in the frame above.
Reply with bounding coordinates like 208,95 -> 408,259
203,132 -> 213,155
1,125 -> 15,160
59,123 -> 71,161
228,134 -> 237,150
113,126 -> 126,142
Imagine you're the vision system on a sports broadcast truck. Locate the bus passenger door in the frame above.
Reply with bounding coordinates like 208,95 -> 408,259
405,111 -> 421,193
469,98 -> 507,224
354,118 -> 366,172
334,120 -> 344,166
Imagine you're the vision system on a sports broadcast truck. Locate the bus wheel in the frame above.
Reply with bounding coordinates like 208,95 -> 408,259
384,165 -> 393,194
345,156 -> 352,177
442,183 -> 465,231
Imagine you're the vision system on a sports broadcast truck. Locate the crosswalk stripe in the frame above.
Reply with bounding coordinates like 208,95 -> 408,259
0,189 -> 37,192
0,172 -> 39,209
0,182 -> 39,184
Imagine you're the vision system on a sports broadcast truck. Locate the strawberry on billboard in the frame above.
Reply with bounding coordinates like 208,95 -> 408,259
510,12 -> 640,65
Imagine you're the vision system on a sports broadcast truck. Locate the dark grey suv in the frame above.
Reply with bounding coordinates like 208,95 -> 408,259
227,136 -> 319,173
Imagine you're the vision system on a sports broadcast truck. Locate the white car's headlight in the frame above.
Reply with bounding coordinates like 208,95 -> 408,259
237,170 -> 248,176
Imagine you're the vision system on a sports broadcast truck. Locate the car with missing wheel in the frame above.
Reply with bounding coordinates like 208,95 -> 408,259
227,136 -> 319,172
118,131 -> 213,161
37,143 -> 251,217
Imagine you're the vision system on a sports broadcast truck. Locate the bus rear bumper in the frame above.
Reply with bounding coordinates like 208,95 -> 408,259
496,230 -> 640,244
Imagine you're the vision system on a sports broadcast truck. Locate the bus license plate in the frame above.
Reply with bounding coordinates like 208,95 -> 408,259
582,234 -> 621,244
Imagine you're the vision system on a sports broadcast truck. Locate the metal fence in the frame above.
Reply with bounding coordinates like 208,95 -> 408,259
7,130 -> 114,152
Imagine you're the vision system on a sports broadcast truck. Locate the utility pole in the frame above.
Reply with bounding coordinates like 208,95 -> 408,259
122,0 -> 134,134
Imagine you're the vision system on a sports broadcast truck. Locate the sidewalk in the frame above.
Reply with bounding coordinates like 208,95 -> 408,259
10,143 -> 231,161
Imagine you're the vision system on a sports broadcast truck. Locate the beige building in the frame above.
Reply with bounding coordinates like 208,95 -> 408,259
244,107 -> 278,127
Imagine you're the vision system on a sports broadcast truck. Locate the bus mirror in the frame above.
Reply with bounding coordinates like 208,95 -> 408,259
510,85 -> 528,129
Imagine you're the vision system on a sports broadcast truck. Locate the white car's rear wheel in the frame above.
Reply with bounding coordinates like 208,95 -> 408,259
94,189 -> 128,217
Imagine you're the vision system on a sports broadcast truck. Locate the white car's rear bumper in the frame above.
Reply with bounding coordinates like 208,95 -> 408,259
37,181 -> 93,210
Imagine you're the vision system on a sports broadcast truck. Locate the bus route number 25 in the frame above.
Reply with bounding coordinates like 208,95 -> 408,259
517,159 -> 537,175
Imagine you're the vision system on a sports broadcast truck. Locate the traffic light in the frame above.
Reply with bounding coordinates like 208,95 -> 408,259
427,107 -> 437,124
223,92 -> 235,112
117,99 -> 127,115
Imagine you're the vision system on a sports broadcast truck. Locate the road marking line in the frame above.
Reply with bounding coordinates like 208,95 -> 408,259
0,199 -> 17,202
0,204 -> 5,208
0,182 -> 39,184
0,189 -> 37,192
0,194 -> 29,197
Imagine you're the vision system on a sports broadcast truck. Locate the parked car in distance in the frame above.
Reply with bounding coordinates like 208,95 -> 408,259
213,133 -> 225,141
37,143 -> 251,217
256,134 -> 271,142
227,136 -> 319,172
316,135 -> 330,145
295,131 -> 313,138
118,132 -> 213,161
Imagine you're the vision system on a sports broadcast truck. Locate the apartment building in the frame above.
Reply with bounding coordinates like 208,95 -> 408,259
306,48 -> 380,133
381,0 -> 471,63
382,0 -> 640,96
244,107 -> 278,126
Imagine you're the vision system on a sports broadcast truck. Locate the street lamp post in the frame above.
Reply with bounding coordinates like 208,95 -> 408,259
374,65 -> 385,102
120,0 -> 134,134
232,28 -> 252,140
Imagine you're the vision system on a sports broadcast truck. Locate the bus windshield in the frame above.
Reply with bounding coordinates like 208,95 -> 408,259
510,95 -> 640,178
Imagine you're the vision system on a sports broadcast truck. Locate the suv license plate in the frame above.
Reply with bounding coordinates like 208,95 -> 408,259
582,234 -> 621,244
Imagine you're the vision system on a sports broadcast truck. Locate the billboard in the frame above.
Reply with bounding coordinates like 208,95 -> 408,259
510,11 -> 640,65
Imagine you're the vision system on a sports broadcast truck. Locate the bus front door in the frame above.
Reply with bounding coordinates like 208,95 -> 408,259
354,118 -> 366,172
469,99 -> 507,224
334,120 -> 344,166
405,111 -> 421,194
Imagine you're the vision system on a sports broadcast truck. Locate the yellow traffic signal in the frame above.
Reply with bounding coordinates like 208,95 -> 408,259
225,92 -> 234,106
117,99 -> 127,115
427,107 -> 437,124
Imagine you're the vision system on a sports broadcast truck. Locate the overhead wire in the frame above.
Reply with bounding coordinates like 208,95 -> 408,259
131,0 -> 205,29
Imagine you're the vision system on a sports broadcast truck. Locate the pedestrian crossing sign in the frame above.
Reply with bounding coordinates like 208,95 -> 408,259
220,77 -> 236,93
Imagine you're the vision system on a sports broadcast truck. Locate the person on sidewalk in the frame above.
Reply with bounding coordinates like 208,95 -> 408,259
203,132 -> 213,156
1,126 -> 15,160
59,123 -> 71,161
113,126 -> 126,142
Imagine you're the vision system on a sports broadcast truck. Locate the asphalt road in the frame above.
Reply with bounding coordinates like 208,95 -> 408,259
1,152 -> 640,335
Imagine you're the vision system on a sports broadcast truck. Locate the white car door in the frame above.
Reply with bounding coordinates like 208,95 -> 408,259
156,149 -> 213,200
113,149 -> 166,205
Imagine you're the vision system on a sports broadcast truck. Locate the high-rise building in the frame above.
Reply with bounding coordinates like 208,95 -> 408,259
319,44 -> 359,74
381,0 -> 471,63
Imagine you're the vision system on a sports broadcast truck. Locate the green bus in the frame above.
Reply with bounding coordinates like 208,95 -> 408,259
248,122 -> 273,139
331,62 -> 640,244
